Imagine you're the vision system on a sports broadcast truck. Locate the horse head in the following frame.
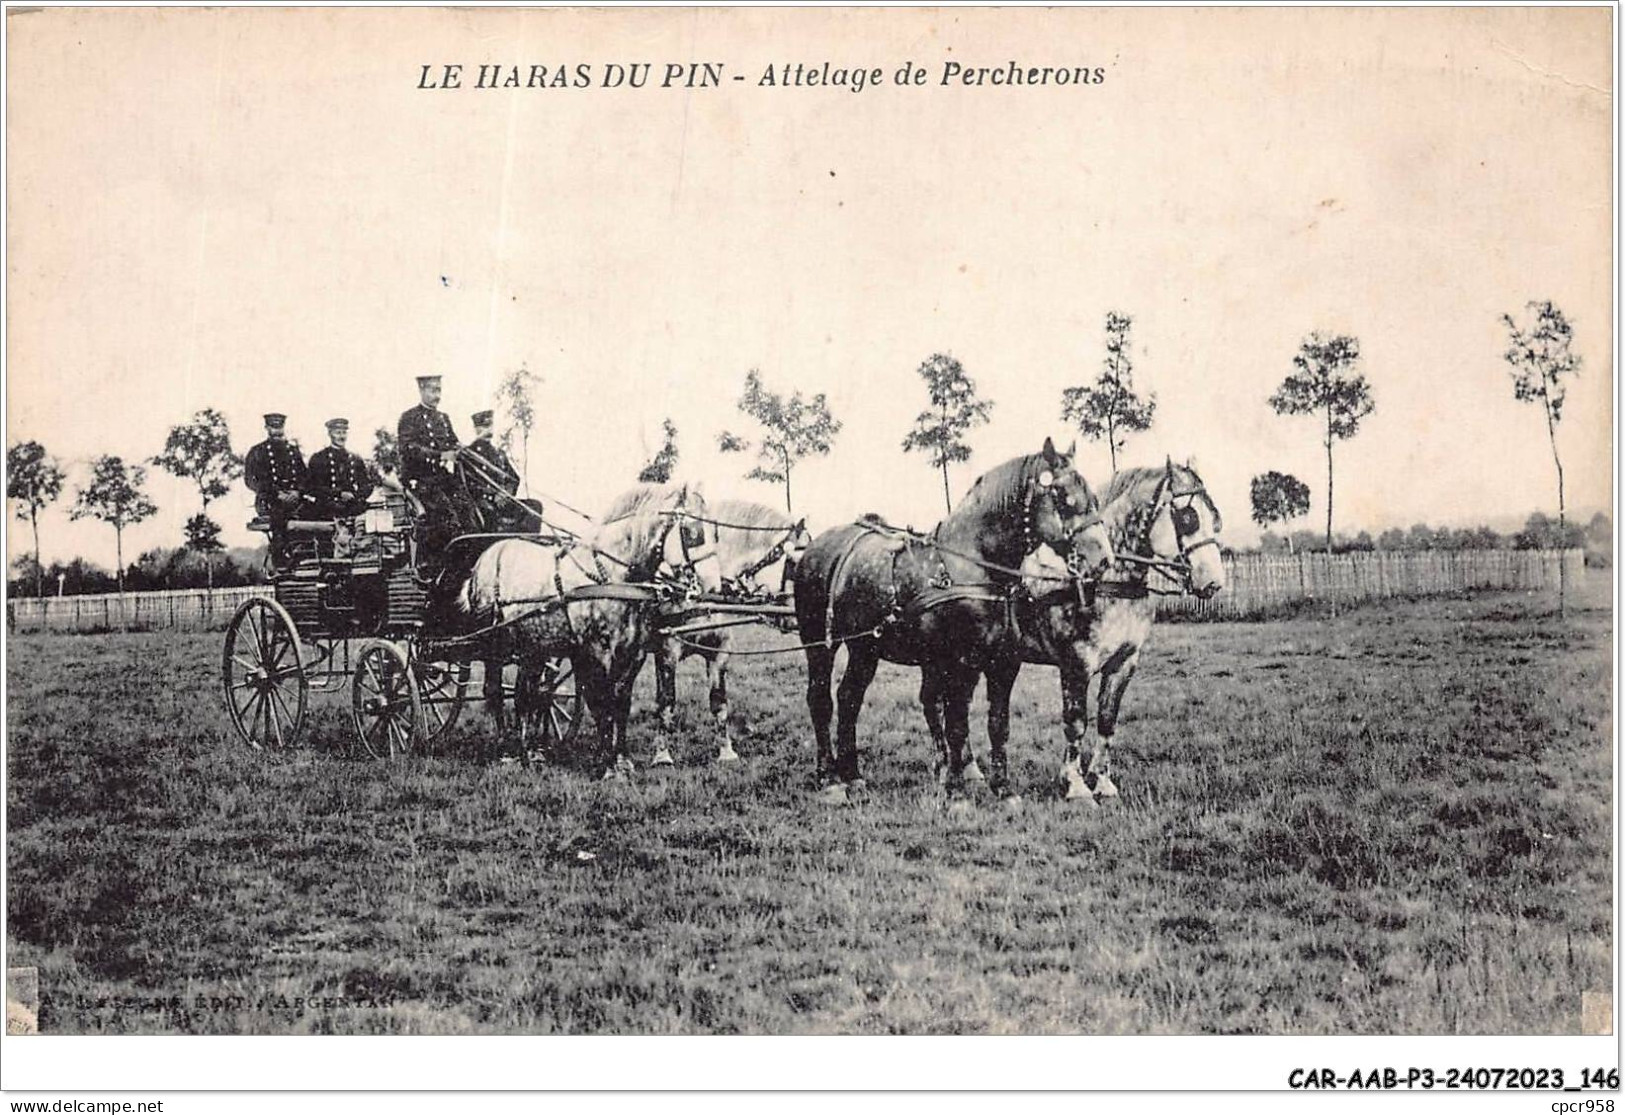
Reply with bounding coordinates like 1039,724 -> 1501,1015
1026,437 -> 1114,579
1119,459 -> 1226,598
656,482 -> 724,595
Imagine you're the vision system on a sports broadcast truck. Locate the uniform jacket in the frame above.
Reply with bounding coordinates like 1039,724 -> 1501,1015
244,438 -> 307,496
466,437 -> 520,494
305,446 -> 376,502
397,405 -> 460,482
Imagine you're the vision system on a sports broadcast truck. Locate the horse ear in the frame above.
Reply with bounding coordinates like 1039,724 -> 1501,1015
1042,436 -> 1059,464
1066,440 -> 1077,460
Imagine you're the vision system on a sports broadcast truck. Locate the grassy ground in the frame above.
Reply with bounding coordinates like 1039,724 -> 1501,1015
5,582 -> 1612,1034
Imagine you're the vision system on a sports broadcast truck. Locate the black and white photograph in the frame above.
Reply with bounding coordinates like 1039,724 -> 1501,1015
2,3 -> 1617,1097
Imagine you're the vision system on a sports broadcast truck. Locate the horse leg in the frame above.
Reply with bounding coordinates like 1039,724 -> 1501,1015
1059,657 -> 1096,802
804,644 -> 838,788
482,659 -> 508,763
650,637 -> 679,767
611,667 -> 639,778
984,657 -> 1021,802
920,669 -> 948,784
940,663 -> 979,803
1091,652 -> 1141,799
834,642 -> 880,788
709,644 -> 738,764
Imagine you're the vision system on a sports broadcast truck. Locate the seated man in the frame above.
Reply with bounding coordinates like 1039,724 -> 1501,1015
398,374 -> 478,578
303,417 -> 377,520
243,412 -> 307,564
463,409 -> 526,531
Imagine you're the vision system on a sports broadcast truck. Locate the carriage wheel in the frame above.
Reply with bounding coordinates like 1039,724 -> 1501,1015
415,660 -> 471,752
352,641 -> 423,759
530,656 -> 585,753
222,598 -> 308,750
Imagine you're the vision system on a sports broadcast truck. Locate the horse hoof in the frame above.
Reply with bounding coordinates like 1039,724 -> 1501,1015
848,778 -> 867,793
1004,795 -> 1025,814
964,760 -> 986,783
1092,773 -> 1120,799
716,747 -> 741,764
651,748 -> 675,767
946,796 -> 975,816
817,783 -> 849,805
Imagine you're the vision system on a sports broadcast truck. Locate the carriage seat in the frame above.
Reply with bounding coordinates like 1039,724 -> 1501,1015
247,517 -> 338,537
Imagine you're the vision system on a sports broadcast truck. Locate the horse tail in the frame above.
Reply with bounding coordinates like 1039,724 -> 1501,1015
792,527 -> 847,649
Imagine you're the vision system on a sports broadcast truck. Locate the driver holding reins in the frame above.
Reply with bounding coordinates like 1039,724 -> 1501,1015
397,374 -> 479,579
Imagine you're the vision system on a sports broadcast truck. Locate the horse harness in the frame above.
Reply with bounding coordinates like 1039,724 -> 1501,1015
1101,465 -> 1223,599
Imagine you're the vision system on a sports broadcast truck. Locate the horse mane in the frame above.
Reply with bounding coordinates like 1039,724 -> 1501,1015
593,482 -> 694,576
711,499 -> 793,531
952,453 -> 1039,520
1102,466 -> 1166,507
600,482 -> 673,523
1102,463 -> 1222,532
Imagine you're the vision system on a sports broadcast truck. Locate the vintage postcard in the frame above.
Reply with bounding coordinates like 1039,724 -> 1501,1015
3,4 -> 1615,1096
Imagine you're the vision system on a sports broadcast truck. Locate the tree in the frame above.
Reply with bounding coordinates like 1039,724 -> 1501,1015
1269,332 -> 1374,550
638,418 -> 680,484
184,513 -> 224,556
1249,471 -> 1311,551
717,368 -> 842,514
70,455 -> 157,596
1060,311 -> 1156,473
496,364 -> 541,495
1502,300 -> 1582,612
901,353 -> 994,513
6,440 -> 65,598
152,409 -> 242,588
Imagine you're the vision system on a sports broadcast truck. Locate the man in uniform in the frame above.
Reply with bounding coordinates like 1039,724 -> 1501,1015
303,417 -> 377,520
243,413 -> 307,564
397,375 -> 476,576
463,409 -> 525,531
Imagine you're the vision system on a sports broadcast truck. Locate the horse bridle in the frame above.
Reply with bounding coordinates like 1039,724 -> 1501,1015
1116,467 -> 1222,593
730,524 -> 811,597
653,507 -> 721,598
1023,466 -> 1107,569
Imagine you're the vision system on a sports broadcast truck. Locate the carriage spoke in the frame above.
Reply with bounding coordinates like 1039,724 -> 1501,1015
246,610 -> 265,661
268,687 -> 297,743
237,691 -> 264,738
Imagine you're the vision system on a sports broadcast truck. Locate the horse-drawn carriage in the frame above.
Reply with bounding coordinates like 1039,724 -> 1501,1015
222,486 -> 583,758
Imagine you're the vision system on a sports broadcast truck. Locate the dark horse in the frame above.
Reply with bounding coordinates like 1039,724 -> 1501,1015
792,439 -> 1114,803
1002,460 -> 1226,803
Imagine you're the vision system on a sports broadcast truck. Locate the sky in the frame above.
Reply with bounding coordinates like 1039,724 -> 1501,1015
5,7 -> 1614,570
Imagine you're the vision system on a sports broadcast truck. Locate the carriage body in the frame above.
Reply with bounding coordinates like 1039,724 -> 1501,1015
270,492 -> 429,643
222,490 -> 581,758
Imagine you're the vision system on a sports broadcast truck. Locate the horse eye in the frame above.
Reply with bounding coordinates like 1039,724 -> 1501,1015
1172,506 -> 1199,535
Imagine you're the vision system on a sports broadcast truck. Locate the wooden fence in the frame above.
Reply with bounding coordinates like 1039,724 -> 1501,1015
1155,548 -> 1585,620
2,550 -> 1586,634
6,585 -> 271,634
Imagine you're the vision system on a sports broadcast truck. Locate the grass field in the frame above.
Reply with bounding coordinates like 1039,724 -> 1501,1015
4,582 -> 1612,1034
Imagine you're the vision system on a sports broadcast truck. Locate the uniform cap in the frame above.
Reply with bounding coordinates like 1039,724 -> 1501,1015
263,413 -> 287,427
471,410 -> 495,427
325,417 -> 349,430
416,375 -> 443,387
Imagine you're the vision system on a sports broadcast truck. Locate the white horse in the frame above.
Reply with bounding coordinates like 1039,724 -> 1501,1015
1016,460 -> 1226,802
622,496 -> 811,767
452,482 -> 722,777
